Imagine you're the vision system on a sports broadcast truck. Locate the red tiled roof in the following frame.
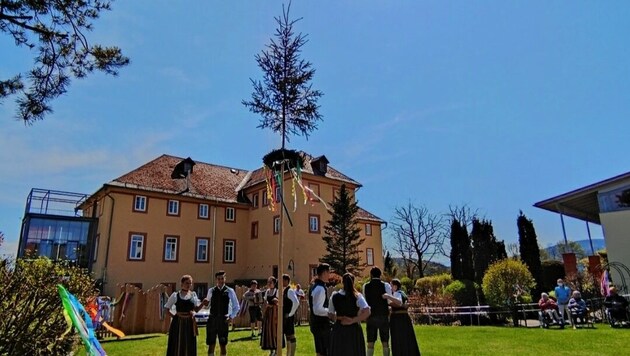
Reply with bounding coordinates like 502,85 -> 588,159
357,207 -> 385,223
106,153 -> 366,206
109,155 -> 248,203
242,151 -> 361,189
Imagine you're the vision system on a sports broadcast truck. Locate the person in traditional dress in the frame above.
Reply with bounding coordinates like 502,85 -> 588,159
243,280 -> 263,338
309,263 -> 333,356
282,274 -> 300,356
163,275 -> 204,356
363,267 -> 392,356
261,276 -> 282,355
328,273 -> 371,356
204,271 -> 240,356
382,279 -> 421,356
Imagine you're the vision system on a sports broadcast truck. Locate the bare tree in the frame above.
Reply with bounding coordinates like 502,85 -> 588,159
391,203 -> 447,279
447,204 -> 481,229
507,242 -> 520,259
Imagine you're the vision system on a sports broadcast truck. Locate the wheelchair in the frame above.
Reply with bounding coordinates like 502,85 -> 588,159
605,306 -> 630,328
539,309 -> 562,328
569,307 -> 594,329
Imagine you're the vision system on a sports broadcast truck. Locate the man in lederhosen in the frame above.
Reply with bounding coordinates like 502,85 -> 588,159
363,266 -> 392,356
204,271 -> 240,356
309,263 -> 332,356
282,274 -> 300,356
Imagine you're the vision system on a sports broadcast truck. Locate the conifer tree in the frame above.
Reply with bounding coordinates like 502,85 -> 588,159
517,211 -> 543,295
320,184 -> 364,273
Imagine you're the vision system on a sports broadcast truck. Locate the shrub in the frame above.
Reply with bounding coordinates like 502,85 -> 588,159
481,259 -> 535,307
444,279 -> 479,306
540,260 -> 565,292
415,273 -> 453,295
400,276 -> 414,293
0,257 -> 96,355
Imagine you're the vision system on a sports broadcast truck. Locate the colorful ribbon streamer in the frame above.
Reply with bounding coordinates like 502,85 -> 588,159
57,285 -> 107,356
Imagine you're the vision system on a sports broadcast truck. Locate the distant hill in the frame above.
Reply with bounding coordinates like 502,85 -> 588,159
391,257 -> 450,277
543,239 -> 606,260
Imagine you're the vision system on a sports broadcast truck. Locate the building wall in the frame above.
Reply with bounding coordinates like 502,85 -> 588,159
90,174 -> 384,297
600,210 -> 630,285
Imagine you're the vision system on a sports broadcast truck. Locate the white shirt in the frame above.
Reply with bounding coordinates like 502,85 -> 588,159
205,285 -> 240,319
310,284 -> 329,317
391,291 -> 404,305
164,291 -> 201,309
328,290 -> 370,314
285,288 -> 300,317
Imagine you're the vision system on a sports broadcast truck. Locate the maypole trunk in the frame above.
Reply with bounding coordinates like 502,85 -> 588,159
276,159 -> 285,356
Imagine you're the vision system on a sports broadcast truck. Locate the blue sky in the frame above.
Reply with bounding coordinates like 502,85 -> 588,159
1,1 -> 629,261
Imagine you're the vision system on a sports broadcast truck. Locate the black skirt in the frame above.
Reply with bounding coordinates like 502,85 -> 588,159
390,313 -> 421,356
329,322 -> 366,356
166,315 -> 197,356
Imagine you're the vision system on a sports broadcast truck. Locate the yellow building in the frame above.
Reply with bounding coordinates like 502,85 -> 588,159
82,153 -> 384,297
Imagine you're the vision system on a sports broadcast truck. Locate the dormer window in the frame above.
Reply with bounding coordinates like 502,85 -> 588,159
311,155 -> 329,176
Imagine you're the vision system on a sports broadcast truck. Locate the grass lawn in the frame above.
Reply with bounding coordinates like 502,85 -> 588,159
81,324 -> 629,355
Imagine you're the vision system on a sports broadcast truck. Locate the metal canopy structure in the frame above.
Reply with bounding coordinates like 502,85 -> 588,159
534,171 -> 630,225
24,188 -> 88,217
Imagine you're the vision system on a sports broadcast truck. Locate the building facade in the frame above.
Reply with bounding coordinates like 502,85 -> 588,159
82,153 -> 385,297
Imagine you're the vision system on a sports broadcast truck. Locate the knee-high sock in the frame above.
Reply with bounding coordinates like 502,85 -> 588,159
383,347 -> 390,356
367,348 -> 374,356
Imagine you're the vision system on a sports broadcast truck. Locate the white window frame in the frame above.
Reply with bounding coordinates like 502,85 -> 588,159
223,240 -> 235,263
365,224 -> 372,236
273,216 -> 281,234
129,234 -> 144,260
309,215 -> 319,233
164,236 -> 178,261
252,193 -> 259,208
167,200 -> 180,216
199,204 -> 209,219
196,238 -> 208,262
225,207 -> 235,221
134,196 -> 147,212
367,248 -> 374,266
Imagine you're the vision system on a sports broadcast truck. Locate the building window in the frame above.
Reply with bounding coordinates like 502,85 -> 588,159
251,221 -> 259,239
333,188 -> 340,201
163,236 -> 179,262
161,282 -> 176,294
128,233 -> 146,261
194,283 -> 208,298
366,248 -> 374,266
252,193 -> 259,208
273,215 -> 280,235
307,183 -> 320,202
309,214 -> 320,233
196,237 -> 209,262
262,189 -> 269,206
365,224 -> 372,236
223,240 -> 235,263
310,264 -> 318,278
133,195 -> 147,212
167,200 -> 180,216
198,204 -> 209,219
225,207 -> 235,222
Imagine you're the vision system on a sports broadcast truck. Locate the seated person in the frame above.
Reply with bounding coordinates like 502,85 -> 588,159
568,291 -> 588,325
604,286 -> 629,324
538,292 -> 562,325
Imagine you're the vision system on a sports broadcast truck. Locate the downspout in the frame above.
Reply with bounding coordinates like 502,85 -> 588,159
103,192 -> 116,285
211,204 -> 217,278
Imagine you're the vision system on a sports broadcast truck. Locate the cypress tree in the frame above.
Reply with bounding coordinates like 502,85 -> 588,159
450,219 -> 463,280
517,211 -> 543,295
460,223 -> 475,281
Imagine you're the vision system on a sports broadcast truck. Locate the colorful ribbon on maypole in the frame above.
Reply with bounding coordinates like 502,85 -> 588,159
57,285 -> 107,356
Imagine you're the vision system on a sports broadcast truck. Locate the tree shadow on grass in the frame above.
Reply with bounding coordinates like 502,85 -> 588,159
101,335 -> 162,343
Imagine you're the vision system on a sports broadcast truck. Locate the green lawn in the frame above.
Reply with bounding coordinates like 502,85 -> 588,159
82,324 -> 629,355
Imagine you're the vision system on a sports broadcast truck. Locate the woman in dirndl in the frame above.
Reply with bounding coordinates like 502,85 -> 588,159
164,275 -> 204,356
328,273 -> 371,356
383,279 -> 421,356
260,276 -> 283,355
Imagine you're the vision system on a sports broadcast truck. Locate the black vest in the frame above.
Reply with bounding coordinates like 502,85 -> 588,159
309,279 -> 329,326
283,287 -> 293,314
209,286 -> 230,316
332,292 -> 359,318
364,279 -> 388,316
